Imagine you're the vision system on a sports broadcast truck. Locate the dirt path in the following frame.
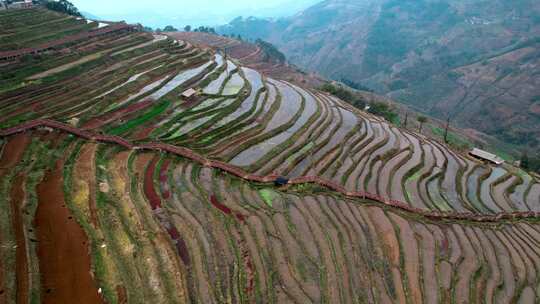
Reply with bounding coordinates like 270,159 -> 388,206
35,160 -> 103,304
1,120 -> 540,224
27,52 -> 103,80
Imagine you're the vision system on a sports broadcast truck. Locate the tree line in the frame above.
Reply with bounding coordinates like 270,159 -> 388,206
148,25 -> 216,34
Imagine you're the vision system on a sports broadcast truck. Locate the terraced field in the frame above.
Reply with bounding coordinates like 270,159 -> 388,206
1,8 -> 540,304
168,32 -> 325,88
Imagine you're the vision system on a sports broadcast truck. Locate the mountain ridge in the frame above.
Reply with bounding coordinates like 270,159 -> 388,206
218,0 -> 540,151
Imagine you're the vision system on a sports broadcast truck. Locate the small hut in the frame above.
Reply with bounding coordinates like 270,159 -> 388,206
469,148 -> 504,165
181,88 -> 197,101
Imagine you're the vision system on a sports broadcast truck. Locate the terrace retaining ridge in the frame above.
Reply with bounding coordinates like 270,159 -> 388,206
2,118 -> 539,223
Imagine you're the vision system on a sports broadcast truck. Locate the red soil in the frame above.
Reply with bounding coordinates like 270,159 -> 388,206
144,157 -> 162,210
0,134 -> 30,171
208,194 -> 252,294
116,285 -> 127,304
159,159 -> 171,199
209,195 -> 246,223
0,134 -> 30,303
34,160 -> 103,304
11,174 -> 29,304
143,156 -> 190,265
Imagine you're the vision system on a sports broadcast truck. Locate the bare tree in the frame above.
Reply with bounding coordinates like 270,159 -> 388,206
443,116 -> 451,143
417,116 -> 428,134
403,112 -> 409,128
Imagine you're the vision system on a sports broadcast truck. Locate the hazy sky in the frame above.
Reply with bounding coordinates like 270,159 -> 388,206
71,0 -> 320,28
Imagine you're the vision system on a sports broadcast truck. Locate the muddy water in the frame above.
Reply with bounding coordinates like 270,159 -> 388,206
35,161 -> 103,304
479,167 -> 507,212
389,133 -> 421,201
221,73 -> 245,96
113,74 -> 171,109
526,184 -> 540,210
94,64 -> 164,99
210,68 -> 263,130
148,60 -> 214,101
290,95 -> 357,177
510,173 -> 532,209
230,80 -> 316,167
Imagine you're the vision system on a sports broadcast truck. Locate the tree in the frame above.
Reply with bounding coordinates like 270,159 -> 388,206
43,0 -> 82,17
403,112 -> 409,128
368,101 -> 399,123
184,25 -> 191,32
417,116 -> 428,133
521,151 -> 530,170
163,25 -> 178,32
443,116 -> 451,143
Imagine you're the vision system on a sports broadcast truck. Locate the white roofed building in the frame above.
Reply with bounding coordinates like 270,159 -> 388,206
181,88 -> 198,101
469,148 -> 505,165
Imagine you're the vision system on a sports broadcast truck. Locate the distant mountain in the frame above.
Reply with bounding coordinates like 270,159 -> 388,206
218,0 -> 540,149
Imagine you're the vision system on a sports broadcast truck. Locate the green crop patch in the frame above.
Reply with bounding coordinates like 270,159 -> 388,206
109,100 -> 171,135
259,188 -> 277,207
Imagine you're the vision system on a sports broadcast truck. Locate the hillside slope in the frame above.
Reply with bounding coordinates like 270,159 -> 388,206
218,0 -> 540,149
1,8 -> 540,304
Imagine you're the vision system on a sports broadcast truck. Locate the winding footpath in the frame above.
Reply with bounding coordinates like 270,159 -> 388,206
2,119 -> 539,223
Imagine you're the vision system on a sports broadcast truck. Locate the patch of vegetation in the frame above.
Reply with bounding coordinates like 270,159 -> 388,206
340,77 -> 374,92
40,0 -> 82,17
368,101 -> 399,124
108,100 -> 171,135
259,188 -> 277,207
320,83 -> 366,109
430,126 -> 472,151
521,152 -> 540,174
388,79 -> 408,91
256,39 -> 286,64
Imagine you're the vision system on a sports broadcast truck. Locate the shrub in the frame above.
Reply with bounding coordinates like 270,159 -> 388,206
368,101 -> 399,123
255,39 -> 286,64
320,83 -> 366,109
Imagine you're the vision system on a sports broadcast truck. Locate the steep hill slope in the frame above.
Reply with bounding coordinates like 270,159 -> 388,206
1,8 -> 540,304
218,0 -> 540,149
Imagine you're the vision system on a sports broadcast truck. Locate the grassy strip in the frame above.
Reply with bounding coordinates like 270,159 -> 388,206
95,145 -> 148,301
62,141 -> 119,303
107,100 -> 171,135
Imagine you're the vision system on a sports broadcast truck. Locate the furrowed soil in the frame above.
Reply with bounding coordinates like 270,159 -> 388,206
11,174 -> 29,304
34,160 -> 103,304
0,134 -> 30,303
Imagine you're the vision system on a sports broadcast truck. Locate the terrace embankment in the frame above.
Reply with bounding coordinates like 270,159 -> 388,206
35,159 -> 103,304
2,120 -> 539,224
